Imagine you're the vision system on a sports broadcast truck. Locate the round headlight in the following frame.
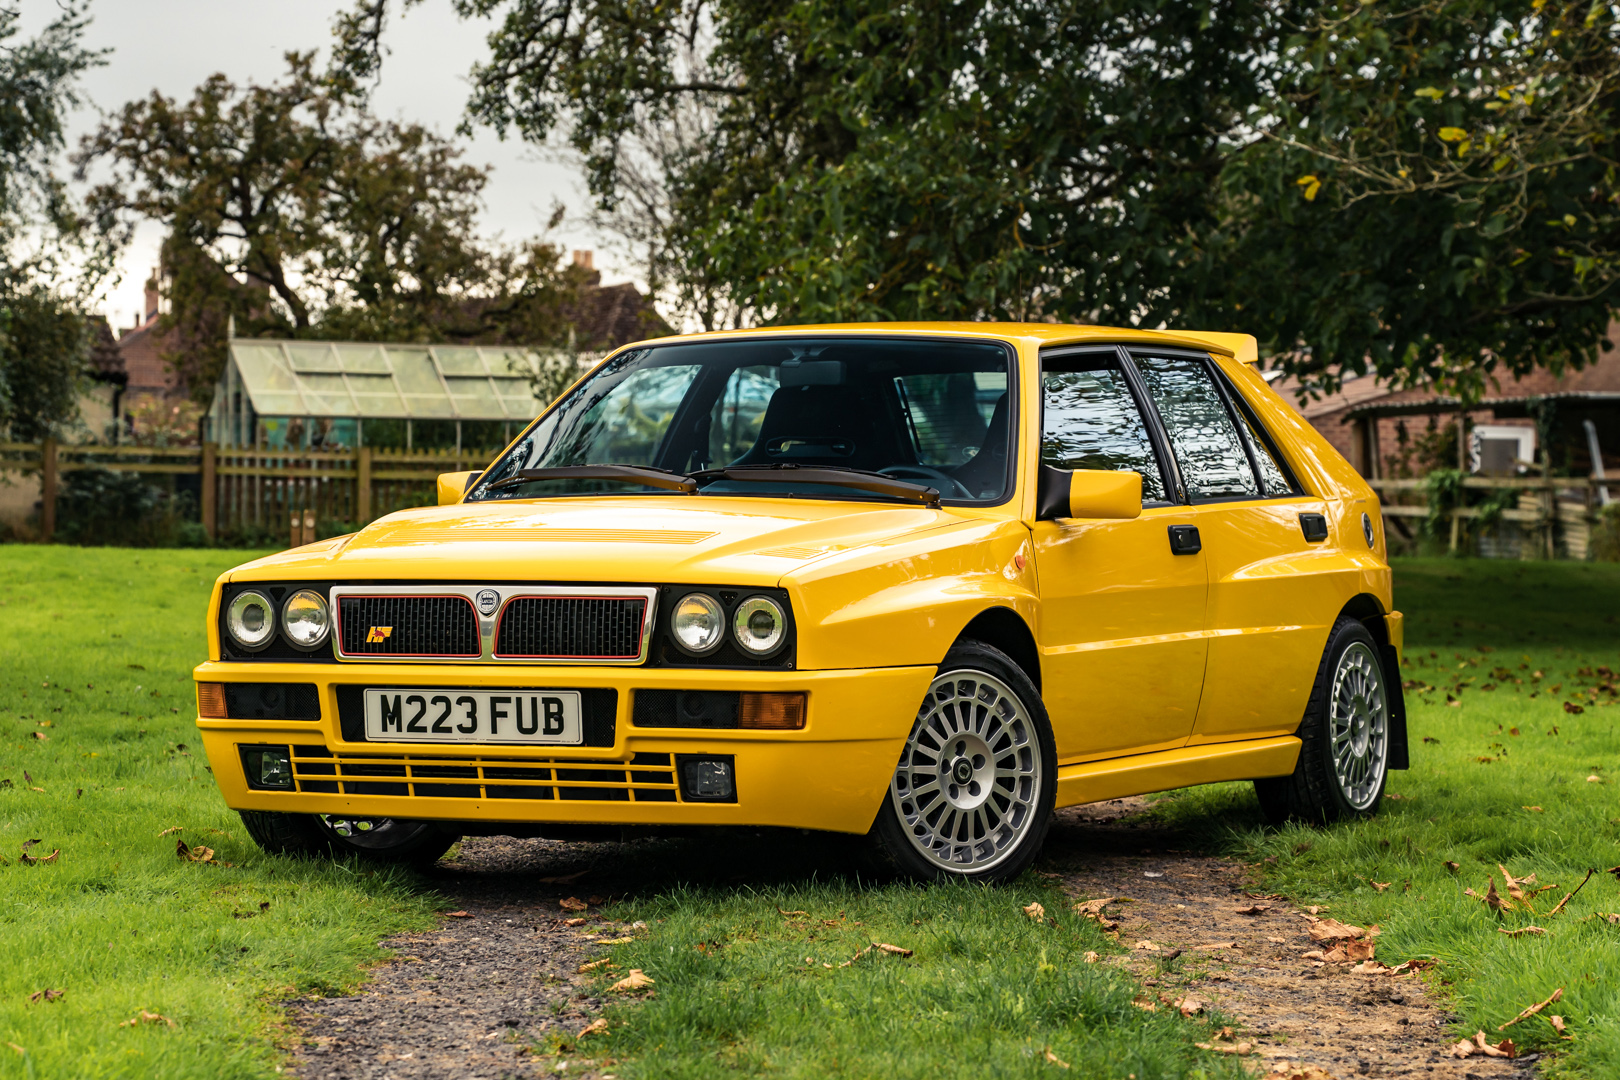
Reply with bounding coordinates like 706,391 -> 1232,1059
733,596 -> 786,656
226,590 -> 275,650
671,592 -> 725,655
281,589 -> 330,648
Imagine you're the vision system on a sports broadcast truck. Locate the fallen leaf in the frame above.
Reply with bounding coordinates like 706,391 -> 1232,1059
1444,861 -> 1461,874
1549,1015 -> 1567,1036
1194,1041 -> 1252,1055
1304,905 -> 1330,915
1234,904 -> 1269,916
158,826 -> 183,837
1307,918 -> 1365,943
1548,868 -> 1597,916
559,897 -> 589,912
1422,736 -> 1441,744
873,942 -> 913,957
564,917 -> 587,927
578,1018 -> 609,1038
1523,806 -> 1544,813
1023,901 -> 1046,921
31,731 -> 46,741
610,969 -> 655,992
1498,926 -> 1546,937
593,936 -> 635,945
1499,987 -> 1562,1030
27,989 -> 63,1004
445,911 -> 473,919
1352,960 -> 1391,974
586,895 -> 608,906
1043,1047 -> 1070,1069
1131,997 -> 1157,1012
1071,897 -> 1118,917
1258,1065 -> 1337,1080
1344,940 -> 1377,963
1133,940 -> 1160,951
1370,881 -> 1391,893
118,1010 -> 175,1028
577,959 -> 614,973
1174,994 -> 1206,1016
778,908 -> 809,918
1082,951 -> 1099,963
1483,877 -> 1513,914
18,846 -> 59,866
1192,941 -> 1236,950
1566,702 -> 1586,715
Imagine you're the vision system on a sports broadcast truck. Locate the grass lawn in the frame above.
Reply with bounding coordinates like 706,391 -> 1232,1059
0,547 -> 439,1080
1154,557 -> 1620,1078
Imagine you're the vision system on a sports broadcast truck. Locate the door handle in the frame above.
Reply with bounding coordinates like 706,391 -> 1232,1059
1167,524 -> 1201,555
1298,513 -> 1329,542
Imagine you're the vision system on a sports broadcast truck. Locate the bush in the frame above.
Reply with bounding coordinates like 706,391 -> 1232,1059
55,467 -> 199,547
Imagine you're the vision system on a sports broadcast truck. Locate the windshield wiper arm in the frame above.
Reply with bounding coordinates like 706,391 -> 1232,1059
488,465 -> 698,494
691,464 -> 940,507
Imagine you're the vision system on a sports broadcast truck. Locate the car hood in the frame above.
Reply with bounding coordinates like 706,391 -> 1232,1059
228,495 -> 966,585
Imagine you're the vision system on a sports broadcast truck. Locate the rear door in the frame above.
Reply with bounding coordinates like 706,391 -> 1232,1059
1032,347 -> 1208,762
1129,349 -> 1339,744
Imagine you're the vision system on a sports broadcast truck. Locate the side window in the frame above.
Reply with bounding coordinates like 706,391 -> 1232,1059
1227,388 -> 1297,498
1041,355 -> 1169,503
705,364 -> 780,467
1133,355 -> 1260,501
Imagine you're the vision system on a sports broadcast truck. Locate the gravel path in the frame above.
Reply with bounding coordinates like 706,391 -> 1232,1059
285,806 -> 1537,1080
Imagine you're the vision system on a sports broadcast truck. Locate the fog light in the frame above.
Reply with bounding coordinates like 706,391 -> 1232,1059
676,755 -> 736,802
738,692 -> 806,730
239,745 -> 294,790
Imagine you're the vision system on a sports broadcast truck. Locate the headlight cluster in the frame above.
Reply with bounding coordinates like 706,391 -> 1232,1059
226,588 -> 331,652
669,591 -> 787,658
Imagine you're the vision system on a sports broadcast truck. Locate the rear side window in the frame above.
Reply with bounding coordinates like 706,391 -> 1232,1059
1133,355 -> 1261,502
1040,354 -> 1169,503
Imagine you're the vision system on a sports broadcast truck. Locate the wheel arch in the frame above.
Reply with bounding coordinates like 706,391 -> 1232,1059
952,606 -> 1042,692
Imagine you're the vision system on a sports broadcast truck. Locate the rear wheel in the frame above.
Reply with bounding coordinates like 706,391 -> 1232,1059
872,641 -> 1056,882
1255,617 -> 1390,824
239,810 -> 458,866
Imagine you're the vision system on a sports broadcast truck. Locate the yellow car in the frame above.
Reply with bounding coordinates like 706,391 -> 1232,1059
194,324 -> 1406,881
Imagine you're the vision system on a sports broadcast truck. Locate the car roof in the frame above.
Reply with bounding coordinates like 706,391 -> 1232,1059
614,322 -> 1258,365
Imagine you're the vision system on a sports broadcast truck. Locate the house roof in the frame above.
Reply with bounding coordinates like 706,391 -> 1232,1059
1342,345 -> 1620,420
226,339 -> 550,420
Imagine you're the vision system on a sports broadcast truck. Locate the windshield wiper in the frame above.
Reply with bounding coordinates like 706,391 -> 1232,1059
691,464 -> 940,507
488,465 -> 698,494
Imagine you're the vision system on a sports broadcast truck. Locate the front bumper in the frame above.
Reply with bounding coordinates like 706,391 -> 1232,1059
193,663 -> 935,834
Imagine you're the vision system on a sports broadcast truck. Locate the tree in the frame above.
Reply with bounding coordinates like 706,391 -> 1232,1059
1212,0 -> 1620,398
338,0 -> 1281,332
78,54 -> 590,401
0,2 -> 108,440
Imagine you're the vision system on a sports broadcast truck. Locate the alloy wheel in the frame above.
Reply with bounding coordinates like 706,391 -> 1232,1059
890,669 -> 1042,873
1329,642 -> 1388,810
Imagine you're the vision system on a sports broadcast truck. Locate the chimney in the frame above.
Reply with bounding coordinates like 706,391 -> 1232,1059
144,269 -> 160,326
572,250 -> 595,271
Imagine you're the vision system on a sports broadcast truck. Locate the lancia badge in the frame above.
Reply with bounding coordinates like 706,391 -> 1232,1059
366,626 -> 393,643
476,589 -> 501,616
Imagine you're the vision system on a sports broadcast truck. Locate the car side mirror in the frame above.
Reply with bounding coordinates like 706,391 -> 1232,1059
1036,466 -> 1143,521
437,471 -> 481,506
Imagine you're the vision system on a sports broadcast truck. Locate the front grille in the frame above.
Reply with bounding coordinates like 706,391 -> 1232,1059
284,744 -> 678,802
338,596 -> 479,657
495,597 -> 646,659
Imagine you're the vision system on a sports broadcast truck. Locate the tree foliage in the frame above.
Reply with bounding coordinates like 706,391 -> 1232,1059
78,54 -> 590,400
341,0 -> 1620,396
0,2 -> 107,440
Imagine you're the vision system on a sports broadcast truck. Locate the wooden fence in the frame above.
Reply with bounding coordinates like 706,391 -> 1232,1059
1368,475 -> 1612,559
0,440 -> 495,544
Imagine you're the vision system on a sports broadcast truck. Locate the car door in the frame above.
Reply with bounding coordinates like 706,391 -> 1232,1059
1032,347 -> 1209,763
1129,349 -> 1341,744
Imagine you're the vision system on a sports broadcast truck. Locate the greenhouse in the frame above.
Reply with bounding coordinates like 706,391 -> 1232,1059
205,338 -> 557,451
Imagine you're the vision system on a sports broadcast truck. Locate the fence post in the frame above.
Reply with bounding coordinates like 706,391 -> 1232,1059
201,442 -> 217,540
357,445 -> 372,524
40,437 -> 57,543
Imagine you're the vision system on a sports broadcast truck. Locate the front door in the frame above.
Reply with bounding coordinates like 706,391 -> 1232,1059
1033,349 -> 1208,763
1130,350 -> 1342,743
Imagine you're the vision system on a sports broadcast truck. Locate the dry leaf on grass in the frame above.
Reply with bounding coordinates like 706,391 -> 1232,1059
594,936 -> 635,945
1351,960 -> 1391,974
610,969 -> 655,992
1444,861 -> 1461,874
1369,881 -> 1391,893
1194,1040 -> 1252,1055
1042,1047 -> 1070,1069
27,989 -> 62,1004
1173,995 -> 1206,1017
1234,904 -> 1269,916
1523,805 -> 1544,812
1131,997 -> 1158,1012
1082,951 -> 1099,963
157,826 -> 183,837
1498,926 -> 1546,937
1548,869 -> 1597,917
119,1010 -> 175,1028
778,908 -> 809,918
577,959 -> 614,973
1303,904 -> 1329,915
1259,1067 -> 1336,1080
1498,987 -> 1562,1030
578,1018 -> 609,1038
1023,901 -> 1046,921
1133,940 -> 1160,951
564,917 -> 588,927
1071,897 -> 1118,917
1549,1015 -> 1569,1036
1306,918 -> 1364,943
559,896 -> 590,912
1449,1031 -> 1517,1058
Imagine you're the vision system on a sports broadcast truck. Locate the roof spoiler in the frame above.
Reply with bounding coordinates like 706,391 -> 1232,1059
1173,331 -> 1259,366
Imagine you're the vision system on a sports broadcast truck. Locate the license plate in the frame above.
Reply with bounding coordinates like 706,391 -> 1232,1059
363,689 -> 583,745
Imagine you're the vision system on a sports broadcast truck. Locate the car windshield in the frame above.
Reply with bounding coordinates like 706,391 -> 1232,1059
469,337 -> 1016,505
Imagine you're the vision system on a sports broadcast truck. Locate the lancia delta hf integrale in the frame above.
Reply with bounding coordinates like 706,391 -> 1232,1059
195,324 -> 1406,881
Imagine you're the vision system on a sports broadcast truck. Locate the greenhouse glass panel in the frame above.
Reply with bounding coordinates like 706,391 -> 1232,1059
335,343 -> 390,373
299,373 -> 357,415
390,349 -> 443,394
347,374 -> 405,416
287,342 -> 340,372
447,376 -> 502,416
434,347 -> 488,375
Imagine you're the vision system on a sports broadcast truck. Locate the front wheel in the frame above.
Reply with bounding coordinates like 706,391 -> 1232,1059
871,641 -> 1056,882
1255,617 -> 1391,825
239,810 -> 459,866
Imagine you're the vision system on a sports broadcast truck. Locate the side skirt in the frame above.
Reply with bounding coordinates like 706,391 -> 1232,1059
1054,736 -> 1302,809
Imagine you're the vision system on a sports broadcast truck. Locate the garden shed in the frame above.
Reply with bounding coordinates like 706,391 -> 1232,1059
205,338 -> 558,453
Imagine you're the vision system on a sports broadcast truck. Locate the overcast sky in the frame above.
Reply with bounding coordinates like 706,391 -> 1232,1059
19,0 -> 609,332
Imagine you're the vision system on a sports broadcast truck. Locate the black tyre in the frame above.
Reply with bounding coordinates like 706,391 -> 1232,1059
871,640 -> 1057,882
239,810 -> 459,866
1255,617 -> 1391,825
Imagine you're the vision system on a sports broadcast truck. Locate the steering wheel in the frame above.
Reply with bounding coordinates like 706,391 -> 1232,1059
878,464 -> 973,500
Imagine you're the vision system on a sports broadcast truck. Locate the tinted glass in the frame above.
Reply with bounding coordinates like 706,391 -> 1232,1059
470,337 -> 1015,504
1134,355 -> 1259,501
1230,394 -> 1296,497
1040,355 -> 1167,503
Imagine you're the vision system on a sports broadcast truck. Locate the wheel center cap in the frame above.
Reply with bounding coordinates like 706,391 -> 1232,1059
953,758 -> 973,784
